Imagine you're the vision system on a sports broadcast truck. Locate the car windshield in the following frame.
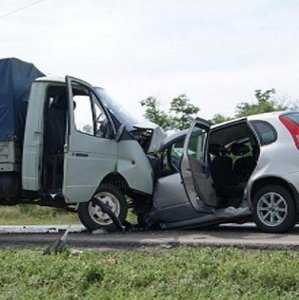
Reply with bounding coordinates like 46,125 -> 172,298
94,87 -> 142,128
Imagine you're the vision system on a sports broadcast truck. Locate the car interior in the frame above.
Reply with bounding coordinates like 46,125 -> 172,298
157,138 -> 185,178
156,122 -> 260,210
207,122 -> 260,207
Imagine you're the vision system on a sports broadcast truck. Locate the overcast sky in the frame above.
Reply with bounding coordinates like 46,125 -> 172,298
1,0 -> 299,119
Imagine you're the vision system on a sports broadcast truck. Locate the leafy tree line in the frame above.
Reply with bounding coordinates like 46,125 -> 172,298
140,89 -> 293,130
140,94 -> 199,130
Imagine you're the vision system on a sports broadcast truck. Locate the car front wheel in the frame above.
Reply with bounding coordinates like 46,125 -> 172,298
253,185 -> 296,233
78,184 -> 128,232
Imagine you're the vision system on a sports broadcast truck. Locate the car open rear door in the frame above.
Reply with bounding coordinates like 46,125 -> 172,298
63,76 -> 117,203
180,118 -> 218,212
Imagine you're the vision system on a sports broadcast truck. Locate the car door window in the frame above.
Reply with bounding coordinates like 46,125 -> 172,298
250,120 -> 277,145
169,139 -> 184,170
187,127 -> 207,161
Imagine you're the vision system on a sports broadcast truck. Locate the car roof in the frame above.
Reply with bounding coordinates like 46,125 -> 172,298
211,110 -> 293,129
162,111 -> 297,150
161,129 -> 188,149
246,110 -> 291,121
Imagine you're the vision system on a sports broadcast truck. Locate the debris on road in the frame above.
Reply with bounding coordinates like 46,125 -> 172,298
43,225 -> 71,255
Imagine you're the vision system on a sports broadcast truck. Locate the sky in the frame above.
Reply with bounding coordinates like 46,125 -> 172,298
1,0 -> 299,120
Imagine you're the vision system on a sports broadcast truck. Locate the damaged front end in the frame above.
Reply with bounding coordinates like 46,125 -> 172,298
95,87 -> 166,154
93,89 -> 251,231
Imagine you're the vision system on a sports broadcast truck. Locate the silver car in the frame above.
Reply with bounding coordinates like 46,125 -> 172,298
145,111 -> 299,233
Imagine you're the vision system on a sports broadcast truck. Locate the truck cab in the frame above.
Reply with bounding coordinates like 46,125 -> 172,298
0,71 -> 165,231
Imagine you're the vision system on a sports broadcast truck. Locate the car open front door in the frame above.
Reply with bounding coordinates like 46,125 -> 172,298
180,118 -> 218,212
63,76 -> 118,203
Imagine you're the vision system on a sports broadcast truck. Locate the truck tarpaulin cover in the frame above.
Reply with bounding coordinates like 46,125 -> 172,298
0,58 -> 44,142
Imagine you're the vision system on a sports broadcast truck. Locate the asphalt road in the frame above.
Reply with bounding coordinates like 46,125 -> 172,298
1,224 -> 299,250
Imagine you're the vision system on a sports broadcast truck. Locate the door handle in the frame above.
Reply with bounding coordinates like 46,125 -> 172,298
73,152 -> 89,157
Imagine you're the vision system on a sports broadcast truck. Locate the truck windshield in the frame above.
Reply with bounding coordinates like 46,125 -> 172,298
94,87 -> 143,129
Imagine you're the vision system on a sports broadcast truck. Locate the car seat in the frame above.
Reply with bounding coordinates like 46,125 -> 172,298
45,94 -> 67,190
209,144 -> 235,198
232,143 -> 256,183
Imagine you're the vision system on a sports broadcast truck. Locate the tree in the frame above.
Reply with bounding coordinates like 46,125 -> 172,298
140,97 -> 171,129
235,89 -> 287,117
140,94 -> 199,130
210,114 -> 232,124
141,88 -> 290,130
169,94 -> 200,130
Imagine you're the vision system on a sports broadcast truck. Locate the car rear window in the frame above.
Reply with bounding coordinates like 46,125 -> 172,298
250,120 -> 277,145
284,113 -> 299,124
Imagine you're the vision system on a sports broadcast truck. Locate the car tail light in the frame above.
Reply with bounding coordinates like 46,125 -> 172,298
279,115 -> 299,149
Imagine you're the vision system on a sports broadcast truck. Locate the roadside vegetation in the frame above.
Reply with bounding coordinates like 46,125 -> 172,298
0,247 -> 299,299
0,205 -> 138,225
0,205 -> 79,225
141,88 -> 295,129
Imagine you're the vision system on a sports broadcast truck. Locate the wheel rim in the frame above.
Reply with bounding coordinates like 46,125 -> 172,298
257,192 -> 288,227
88,192 -> 120,226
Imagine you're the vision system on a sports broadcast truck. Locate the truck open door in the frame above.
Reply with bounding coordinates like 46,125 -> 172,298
63,76 -> 118,203
22,81 -> 47,191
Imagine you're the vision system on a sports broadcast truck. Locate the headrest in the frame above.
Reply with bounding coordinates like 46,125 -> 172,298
51,94 -> 67,110
230,143 -> 250,156
209,144 -> 226,156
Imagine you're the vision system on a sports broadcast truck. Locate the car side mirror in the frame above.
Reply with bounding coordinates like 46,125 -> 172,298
115,125 -> 125,142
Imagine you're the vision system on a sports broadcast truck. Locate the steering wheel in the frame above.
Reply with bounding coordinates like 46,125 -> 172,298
166,148 -> 180,173
95,118 -> 108,138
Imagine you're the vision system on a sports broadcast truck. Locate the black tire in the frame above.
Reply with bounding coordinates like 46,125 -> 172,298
252,185 -> 296,233
78,184 -> 128,232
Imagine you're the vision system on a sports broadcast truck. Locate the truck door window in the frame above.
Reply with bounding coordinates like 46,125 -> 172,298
71,83 -> 111,138
73,92 -> 94,135
93,96 -> 109,138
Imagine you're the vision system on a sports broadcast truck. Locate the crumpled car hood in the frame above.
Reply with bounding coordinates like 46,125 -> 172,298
133,122 -> 167,153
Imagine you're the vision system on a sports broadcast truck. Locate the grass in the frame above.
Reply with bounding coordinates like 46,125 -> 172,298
0,247 -> 299,299
0,204 -> 137,225
0,205 -> 79,225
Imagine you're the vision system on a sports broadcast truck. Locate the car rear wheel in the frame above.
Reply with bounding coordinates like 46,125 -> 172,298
78,184 -> 128,232
253,185 -> 296,233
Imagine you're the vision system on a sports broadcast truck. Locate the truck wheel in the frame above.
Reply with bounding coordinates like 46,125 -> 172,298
78,184 -> 128,232
253,185 -> 296,233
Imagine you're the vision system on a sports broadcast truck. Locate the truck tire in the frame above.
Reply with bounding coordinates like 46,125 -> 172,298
78,184 -> 128,232
253,185 -> 296,233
